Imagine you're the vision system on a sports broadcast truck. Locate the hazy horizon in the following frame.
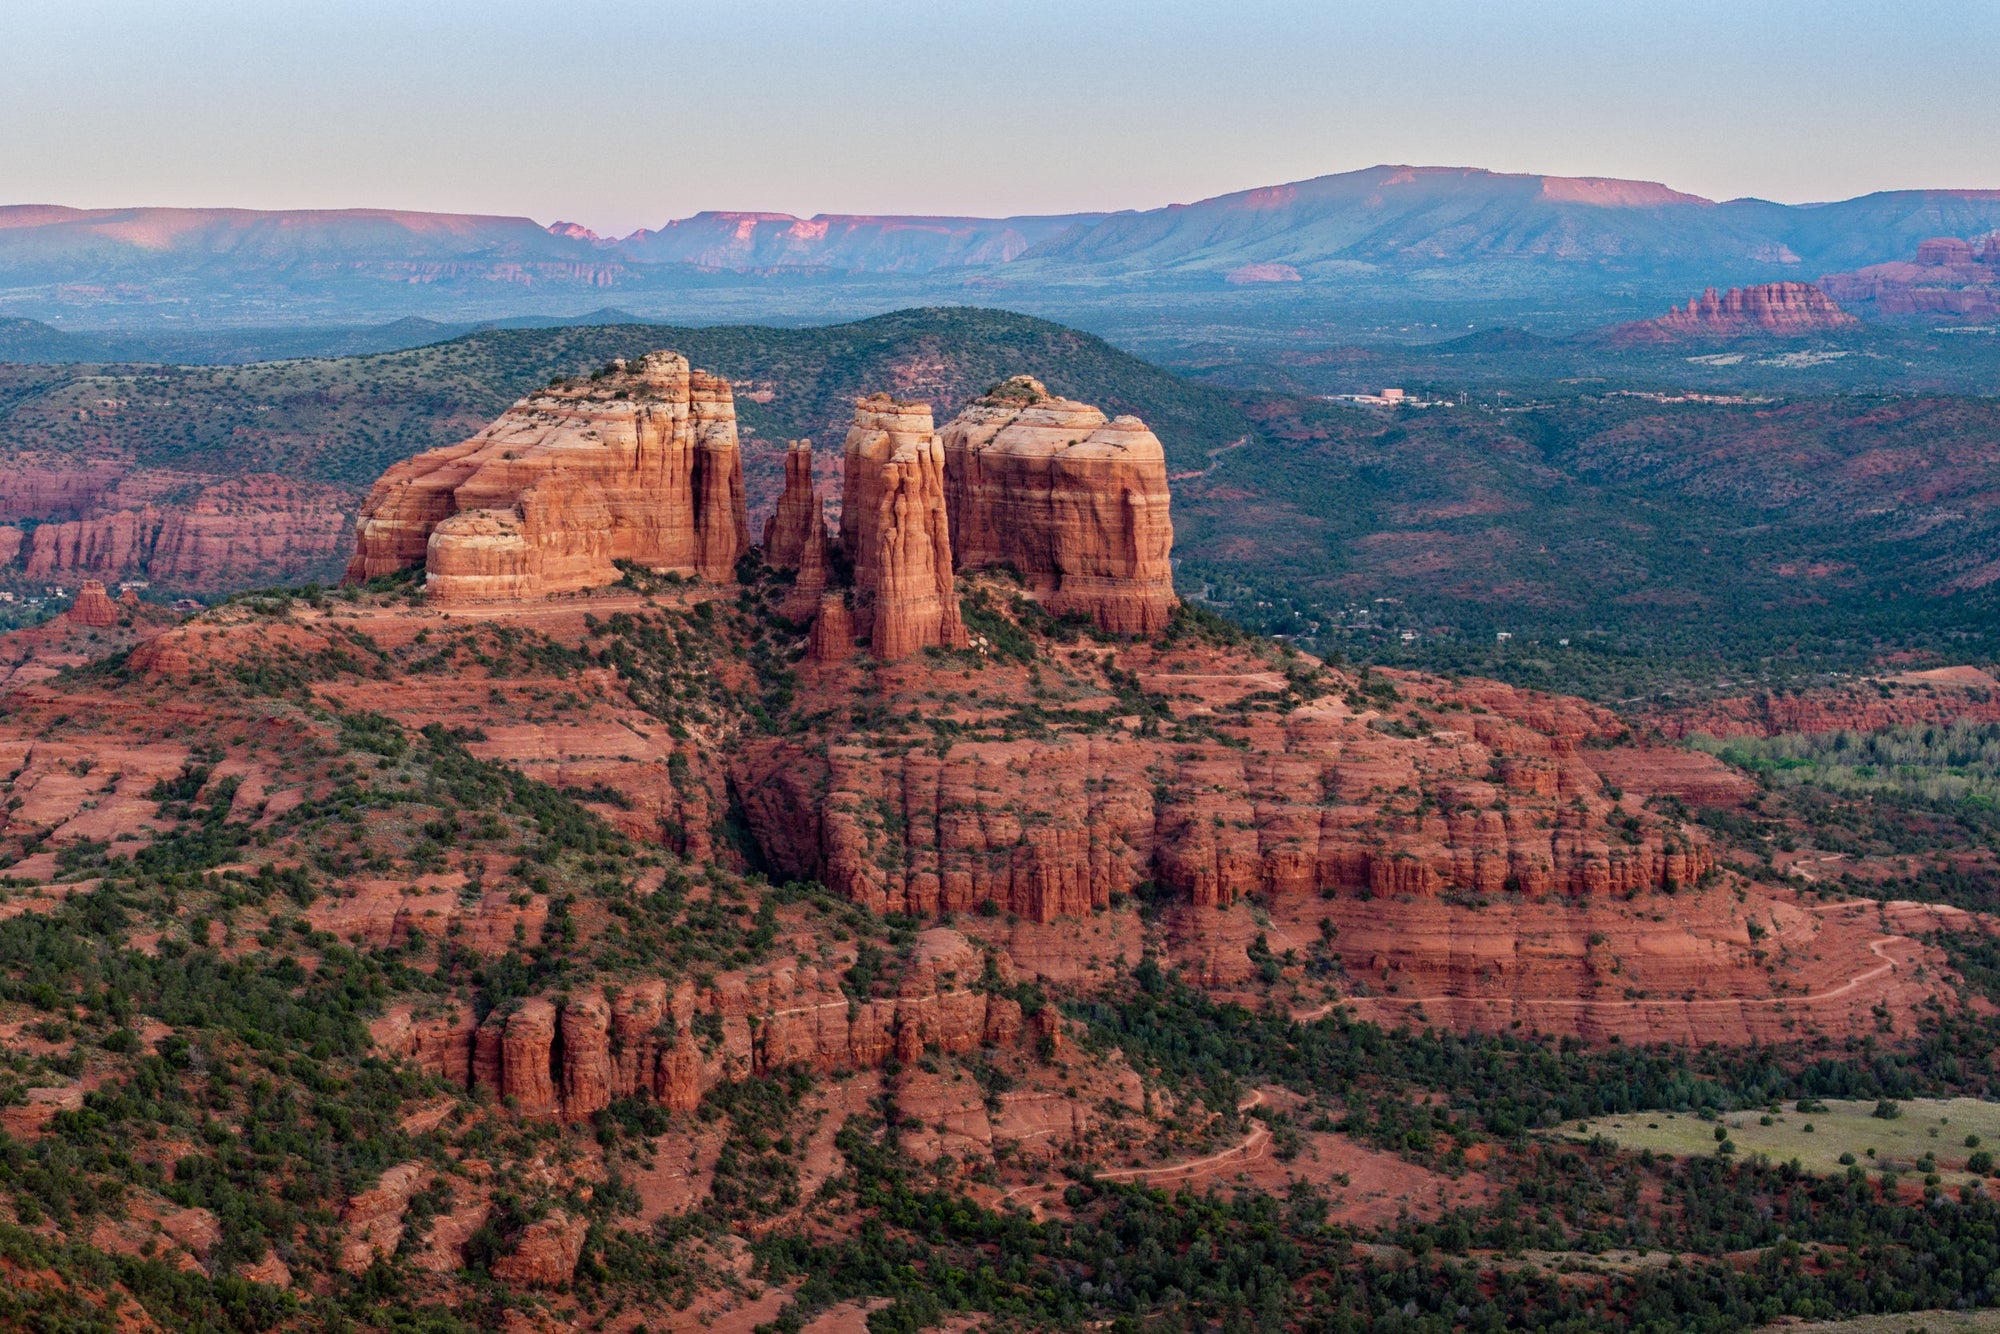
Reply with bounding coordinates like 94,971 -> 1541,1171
7,0 -> 1998,236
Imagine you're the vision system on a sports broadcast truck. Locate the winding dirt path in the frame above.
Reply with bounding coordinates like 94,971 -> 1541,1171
1001,1089 -> 1272,1204
1167,435 -> 1250,483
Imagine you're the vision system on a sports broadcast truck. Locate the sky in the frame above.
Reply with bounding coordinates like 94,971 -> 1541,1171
5,0 -> 1998,236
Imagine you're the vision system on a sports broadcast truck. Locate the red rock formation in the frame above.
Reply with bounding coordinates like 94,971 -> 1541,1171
807,593 -> 855,664
501,999 -> 560,1115
941,378 -> 1176,636
490,1210 -> 588,1288
378,930 -> 1046,1117
1610,282 -> 1859,342
559,993 -> 613,1117
1822,235 -> 2000,321
65,581 -> 117,628
343,351 -> 749,600
841,396 -> 967,658
761,439 -> 818,569
14,478 -> 353,591
782,501 -> 832,621
734,664 -> 1714,922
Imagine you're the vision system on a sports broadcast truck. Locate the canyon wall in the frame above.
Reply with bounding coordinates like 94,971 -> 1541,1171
841,396 -> 967,658
344,351 -> 749,600
0,472 -> 354,592
942,378 -> 1176,636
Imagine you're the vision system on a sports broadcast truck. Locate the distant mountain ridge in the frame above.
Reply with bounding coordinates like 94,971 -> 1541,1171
7,166 -> 2000,327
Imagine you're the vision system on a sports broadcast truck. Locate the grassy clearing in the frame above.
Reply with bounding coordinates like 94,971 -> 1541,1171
1557,1097 -> 2000,1185
1755,1311 -> 2000,1334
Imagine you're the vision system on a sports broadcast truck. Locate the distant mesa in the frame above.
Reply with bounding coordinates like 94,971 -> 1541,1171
1224,263 -> 1302,284
343,351 -> 749,600
1605,282 -> 1859,343
942,377 -> 1177,638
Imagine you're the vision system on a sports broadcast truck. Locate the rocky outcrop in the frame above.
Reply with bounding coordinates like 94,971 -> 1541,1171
490,1210 -> 588,1288
762,440 -> 818,569
841,396 -> 967,658
1609,283 -> 1859,342
941,378 -> 1176,636
343,351 -> 749,600
376,930 -> 1044,1118
807,593 -> 855,663
65,581 -> 117,628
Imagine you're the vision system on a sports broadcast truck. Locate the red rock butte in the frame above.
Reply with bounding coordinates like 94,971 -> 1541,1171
1612,282 -> 1859,342
343,351 -> 749,600
942,377 -> 1176,637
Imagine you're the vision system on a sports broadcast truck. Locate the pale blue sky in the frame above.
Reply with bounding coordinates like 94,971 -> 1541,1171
5,0 -> 1997,233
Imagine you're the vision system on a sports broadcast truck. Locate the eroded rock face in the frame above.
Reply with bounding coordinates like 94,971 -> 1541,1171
841,396 -> 966,658
762,439 -> 818,570
14,477 -> 354,591
344,351 -> 749,600
734,667 -> 1714,922
807,592 -> 855,663
66,581 -> 117,628
490,1210 -> 588,1288
1612,282 -> 1859,342
942,378 -> 1176,636
377,930 -> 1043,1119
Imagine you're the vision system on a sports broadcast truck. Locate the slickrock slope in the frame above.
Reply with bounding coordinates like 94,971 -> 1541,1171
840,395 -> 967,658
343,351 -> 749,599
1606,282 -> 1859,343
941,377 -> 1176,636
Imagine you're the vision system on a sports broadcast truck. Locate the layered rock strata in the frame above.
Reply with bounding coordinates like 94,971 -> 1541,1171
343,351 -> 749,600
1612,282 -> 1859,342
840,396 -> 967,658
66,581 -> 118,628
735,672 -> 1714,922
373,930 -> 1037,1119
941,378 -> 1176,636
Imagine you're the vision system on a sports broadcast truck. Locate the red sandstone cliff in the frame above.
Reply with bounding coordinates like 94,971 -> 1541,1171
343,351 -> 749,600
841,396 -> 967,658
733,646 -> 1715,922
941,377 -> 1176,636
3,475 -> 352,591
374,929 -> 1038,1119
1608,282 -> 1859,343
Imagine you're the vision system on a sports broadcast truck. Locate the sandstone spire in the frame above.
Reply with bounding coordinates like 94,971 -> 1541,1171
841,396 -> 967,659
344,350 -> 750,600
761,439 -> 817,569
780,493 -> 832,621
941,376 -> 1176,636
